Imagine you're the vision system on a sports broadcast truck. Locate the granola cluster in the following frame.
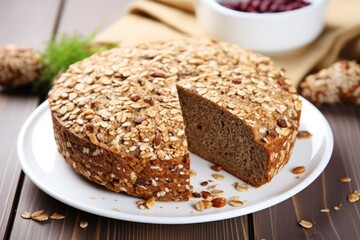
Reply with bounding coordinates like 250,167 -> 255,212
300,60 -> 360,105
0,45 -> 41,87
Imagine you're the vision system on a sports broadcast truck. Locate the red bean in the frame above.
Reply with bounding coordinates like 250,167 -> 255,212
220,0 -> 311,13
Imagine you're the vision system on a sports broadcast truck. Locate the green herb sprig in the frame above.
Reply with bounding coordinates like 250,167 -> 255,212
33,32 -> 117,95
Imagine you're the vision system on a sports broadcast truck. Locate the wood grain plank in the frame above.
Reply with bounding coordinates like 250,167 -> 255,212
56,0 -> 134,37
10,3 -> 249,238
0,0 -> 62,50
0,0 -> 62,238
253,105 -> 360,240
0,96 -> 39,239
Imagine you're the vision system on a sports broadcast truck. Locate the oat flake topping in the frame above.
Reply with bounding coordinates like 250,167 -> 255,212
48,38 -> 301,162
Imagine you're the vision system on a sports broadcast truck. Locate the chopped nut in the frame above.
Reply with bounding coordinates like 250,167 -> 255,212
192,192 -> 201,198
144,96 -> 154,105
212,174 -> 224,181
201,191 -> 213,200
202,200 -> 213,209
277,118 -> 287,128
234,182 -> 249,192
154,132 -> 162,147
292,166 -> 305,174
21,211 -> 31,219
130,94 -> 141,102
211,197 -> 227,208
297,131 -> 312,139
145,197 -> 156,209
200,181 -> 208,186
195,201 -> 205,212
347,193 -> 360,203
50,213 -> 65,220
151,71 -> 166,78
267,129 -> 277,138
79,221 -> 88,228
210,165 -> 222,172
210,189 -> 224,197
339,177 -> 351,183
299,220 -> 313,229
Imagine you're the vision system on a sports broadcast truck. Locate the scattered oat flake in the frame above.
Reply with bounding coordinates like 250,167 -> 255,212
333,203 -> 342,211
320,208 -> 330,213
31,210 -> 45,219
299,220 -> 313,229
297,131 -> 312,139
229,199 -> 244,207
21,211 -> 31,219
339,177 -> 351,183
234,182 -> 249,192
79,221 -> 88,228
354,190 -> 360,197
190,170 -> 197,177
229,196 -> 244,207
50,213 -> 65,220
211,189 -> 224,196
229,196 -> 240,201
32,213 -> 49,222
212,173 -> 224,180
195,201 -> 205,212
207,184 -> 217,190
136,200 -> 145,205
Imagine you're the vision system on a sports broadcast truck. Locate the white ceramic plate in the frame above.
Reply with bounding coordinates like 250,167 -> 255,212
17,98 -> 333,224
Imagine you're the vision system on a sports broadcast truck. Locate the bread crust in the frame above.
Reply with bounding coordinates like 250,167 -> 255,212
48,38 -> 301,199
52,113 -> 191,201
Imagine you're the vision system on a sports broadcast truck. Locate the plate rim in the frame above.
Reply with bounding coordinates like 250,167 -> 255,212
17,97 -> 334,224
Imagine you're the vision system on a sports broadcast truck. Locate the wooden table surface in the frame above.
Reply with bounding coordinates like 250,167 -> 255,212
1,1 -> 360,239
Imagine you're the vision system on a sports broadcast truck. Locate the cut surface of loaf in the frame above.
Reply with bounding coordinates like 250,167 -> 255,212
48,38 -> 301,201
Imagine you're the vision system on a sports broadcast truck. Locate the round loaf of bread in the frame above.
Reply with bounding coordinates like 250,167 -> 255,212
48,39 -> 301,201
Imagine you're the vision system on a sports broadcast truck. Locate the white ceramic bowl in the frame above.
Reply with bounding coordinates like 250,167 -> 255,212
196,0 -> 328,55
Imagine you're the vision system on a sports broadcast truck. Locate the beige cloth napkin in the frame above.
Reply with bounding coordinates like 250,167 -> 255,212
95,0 -> 360,86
